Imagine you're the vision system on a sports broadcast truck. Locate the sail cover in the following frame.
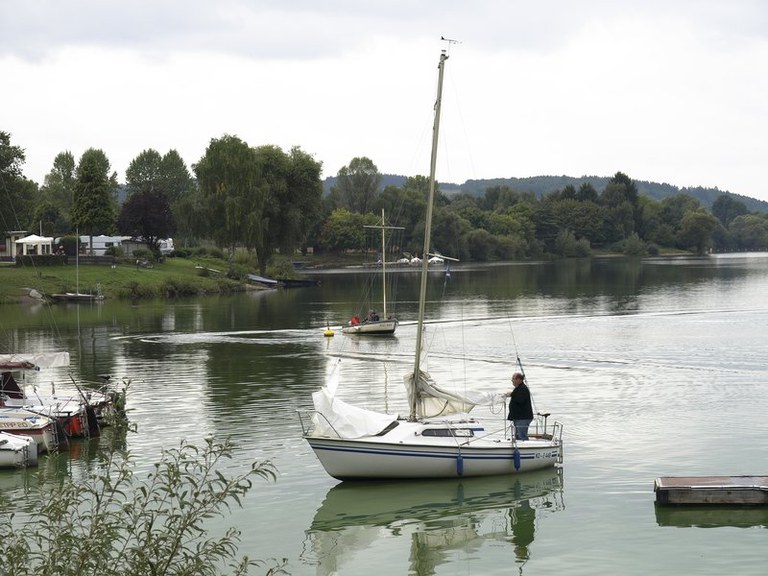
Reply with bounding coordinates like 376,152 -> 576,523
0,352 -> 70,370
404,370 -> 478,419
310,359 -> 397,438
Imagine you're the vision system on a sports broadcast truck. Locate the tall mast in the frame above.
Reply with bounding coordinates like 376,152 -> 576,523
410,49 -> 448,421
380,209 -> 388,317
364,210 -> 403,318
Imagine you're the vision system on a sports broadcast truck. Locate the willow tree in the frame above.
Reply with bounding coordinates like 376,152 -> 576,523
254,145 -> 322,272
72,148 -> 118,252
194,135 -> 265,256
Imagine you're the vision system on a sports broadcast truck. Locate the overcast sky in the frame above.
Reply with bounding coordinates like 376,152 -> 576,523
2,0 -> 768,201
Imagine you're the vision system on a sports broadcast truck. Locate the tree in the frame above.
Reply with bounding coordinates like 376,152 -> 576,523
466,228 -> 496,261
575,182 -> 599,203
117,189 -> 176,254
0,130 -> 24,178
600,172 -> 639,208
318,208 -> 367,253
730,214 -> 768,250
551,198 -> 606,247
676,210 -> 718,254
31,200 -> 68,236
0,131 -> 36,233
252,145 -> 322,273
431,210 -> 469,261
72,148 -> 117,252
159,150 -> 194,205
333,157 -> 381,214
172,187 -> 207,248
122,149 -> 178,252
711,194 -> 748,228
125,149 -> 163,196
600,172 -> 641,240
194,135 -> 265,256
40,151 -> 76,228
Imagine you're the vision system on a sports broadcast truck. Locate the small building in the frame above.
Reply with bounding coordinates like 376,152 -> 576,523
15,234 -> 54,256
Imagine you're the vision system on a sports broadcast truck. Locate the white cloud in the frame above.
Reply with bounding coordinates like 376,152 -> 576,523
2,0 -> 768,201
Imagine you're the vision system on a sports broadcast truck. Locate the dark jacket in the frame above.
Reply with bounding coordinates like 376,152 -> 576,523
508,383 -> 533,420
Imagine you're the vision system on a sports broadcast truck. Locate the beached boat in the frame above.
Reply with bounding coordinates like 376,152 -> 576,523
301,45 -> 563,480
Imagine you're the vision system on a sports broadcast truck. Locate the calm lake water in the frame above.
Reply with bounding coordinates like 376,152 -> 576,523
2,254 -> 768,575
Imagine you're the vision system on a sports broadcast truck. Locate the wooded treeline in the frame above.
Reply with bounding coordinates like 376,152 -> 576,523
3,130 -> 768,273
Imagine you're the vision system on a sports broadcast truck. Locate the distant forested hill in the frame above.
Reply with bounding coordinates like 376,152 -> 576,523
323,174 -> 768,213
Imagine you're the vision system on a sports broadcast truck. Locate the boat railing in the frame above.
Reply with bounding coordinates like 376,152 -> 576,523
296,409 -> 344,439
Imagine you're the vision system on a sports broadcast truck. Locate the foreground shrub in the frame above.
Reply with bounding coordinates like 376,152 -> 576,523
161,277 -> 200,297
0,438 -> 284,576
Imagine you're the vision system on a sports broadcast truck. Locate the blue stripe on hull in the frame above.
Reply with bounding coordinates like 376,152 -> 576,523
306,438 -> 561,479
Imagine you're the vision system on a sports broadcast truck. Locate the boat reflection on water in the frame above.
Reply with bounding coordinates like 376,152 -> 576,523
0,426 -> 128,508
304,468 -> 564,574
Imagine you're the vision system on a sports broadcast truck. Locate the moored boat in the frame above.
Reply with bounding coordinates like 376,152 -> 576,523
342,209 -> 402,336
0,430 -> 38,468
1,352 -> 106,437
0,407 -> 64,453
302,44 -> 563,481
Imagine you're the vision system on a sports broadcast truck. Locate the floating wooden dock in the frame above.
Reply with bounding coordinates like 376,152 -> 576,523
655,476 -> 768,506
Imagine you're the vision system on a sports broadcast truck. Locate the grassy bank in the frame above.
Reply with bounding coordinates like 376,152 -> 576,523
0,257 -> 247,304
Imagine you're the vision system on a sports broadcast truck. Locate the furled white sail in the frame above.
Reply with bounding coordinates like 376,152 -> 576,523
404,370 -> 479,419
0,352 -> 70,369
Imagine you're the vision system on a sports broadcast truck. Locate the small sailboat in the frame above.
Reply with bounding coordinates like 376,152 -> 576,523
302,46 -> 563,480
342,209 -> 402,336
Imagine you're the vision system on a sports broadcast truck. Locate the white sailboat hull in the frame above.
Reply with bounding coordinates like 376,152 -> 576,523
342,319 -> 399,335
306,420 -> 562,480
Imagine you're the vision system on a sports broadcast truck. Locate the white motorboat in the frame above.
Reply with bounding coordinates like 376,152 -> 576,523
302,45 -> 563,480
0,431 -> 38,468
0,407 -> 62,454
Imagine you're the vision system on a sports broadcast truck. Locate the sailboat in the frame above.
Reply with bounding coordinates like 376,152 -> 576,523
342,209 -> 402,336
302,47 -> 563,480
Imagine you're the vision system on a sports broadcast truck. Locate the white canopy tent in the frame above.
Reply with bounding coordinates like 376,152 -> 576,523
15,234 -> 54,256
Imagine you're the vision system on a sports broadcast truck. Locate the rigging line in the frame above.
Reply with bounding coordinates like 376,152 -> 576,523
506,313 -> 542,415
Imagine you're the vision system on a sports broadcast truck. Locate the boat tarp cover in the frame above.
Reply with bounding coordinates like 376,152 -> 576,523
404,370 -> 479,419
311,359 -> 397,438
0,352 -> 70,369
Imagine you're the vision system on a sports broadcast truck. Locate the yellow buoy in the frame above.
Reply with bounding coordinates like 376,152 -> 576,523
324,328 -> 335,337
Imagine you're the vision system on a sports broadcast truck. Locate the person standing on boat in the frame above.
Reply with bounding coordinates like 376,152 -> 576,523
505,372 -> 533,440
